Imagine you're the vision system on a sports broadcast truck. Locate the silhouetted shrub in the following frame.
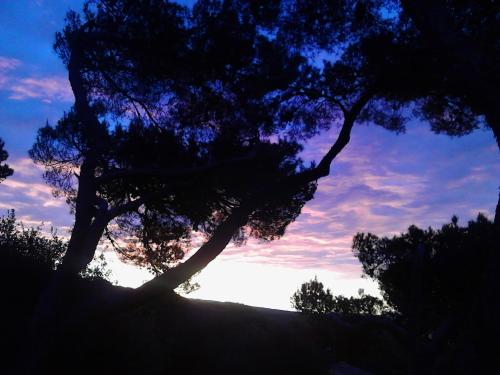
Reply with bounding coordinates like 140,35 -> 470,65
291,276 -> 387,315
331,293 -> 388,315
0,209 -> 66,268
352,213 -> 495,332
291,276 -> 334,314
0,209 -> 112,280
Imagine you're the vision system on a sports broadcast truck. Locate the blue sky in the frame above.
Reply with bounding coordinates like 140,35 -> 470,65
0,0 -> 498,309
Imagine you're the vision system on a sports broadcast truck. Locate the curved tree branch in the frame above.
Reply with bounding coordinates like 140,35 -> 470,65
138,200 -> 255,295
135,90 -> 374,298
280,90 -> 373,187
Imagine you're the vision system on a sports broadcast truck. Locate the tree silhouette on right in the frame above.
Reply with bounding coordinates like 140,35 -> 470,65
282,2 -> 499,370
353,214 -> 496,373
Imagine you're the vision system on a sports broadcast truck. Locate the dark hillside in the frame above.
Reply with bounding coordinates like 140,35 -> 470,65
50,294 -> 407,375
1,249 -> 408,375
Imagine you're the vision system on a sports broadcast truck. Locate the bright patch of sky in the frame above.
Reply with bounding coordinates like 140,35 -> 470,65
0,0 -> 498,310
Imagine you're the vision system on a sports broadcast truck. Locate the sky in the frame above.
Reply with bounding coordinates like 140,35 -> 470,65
0,0 -> 499,310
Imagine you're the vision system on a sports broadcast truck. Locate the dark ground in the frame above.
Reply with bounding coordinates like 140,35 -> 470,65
2,253 -> 408,375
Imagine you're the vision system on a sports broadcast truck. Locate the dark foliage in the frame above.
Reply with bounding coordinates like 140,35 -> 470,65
291,276 -> 335,314
291,276 -> 387,315
331,294 -> 387,315
0,138 -> 13,182
0,210 -> 66,269
353,214 -> 495,333
400,0 -> 500,145
353,214 -> 497,373
0,210 -> 111,279
279,0 -> 499,143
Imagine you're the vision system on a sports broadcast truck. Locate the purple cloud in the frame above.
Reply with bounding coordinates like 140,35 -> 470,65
0,157 -> 72,231
8,76 -> 73,103
0,55 -> 73,104
210,121 -> 499,278
0,56 -> 21,70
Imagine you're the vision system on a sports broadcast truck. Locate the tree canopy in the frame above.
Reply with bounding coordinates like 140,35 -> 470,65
281,0 -> 499,144
31,0 -> 322,286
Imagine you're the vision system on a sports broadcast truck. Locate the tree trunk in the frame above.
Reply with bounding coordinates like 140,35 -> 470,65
60,208 -> 109,275
138,201 -> 254,296
24,42 -> 108,373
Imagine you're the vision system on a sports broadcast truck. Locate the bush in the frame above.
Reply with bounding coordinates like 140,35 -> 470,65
0,209 -> 112,280
352,213 -> 495,332
291,276 -> 387,315
291,276 -> 334,314
0,209 -> 66,268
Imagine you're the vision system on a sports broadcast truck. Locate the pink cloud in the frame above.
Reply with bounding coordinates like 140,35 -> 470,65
8,76 -> 73,103
190,124 -> 499,276
0,56 -> 21,71
0,56 -> 22,87
0,55 -> 73,103
0,157 -> 72,230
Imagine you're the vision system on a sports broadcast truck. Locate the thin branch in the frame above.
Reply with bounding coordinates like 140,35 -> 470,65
96,66 -> 163,129
281,89 -> 373,187
104,226 -> 122,252
286,86 -> 348,116
106,196 -> 147,220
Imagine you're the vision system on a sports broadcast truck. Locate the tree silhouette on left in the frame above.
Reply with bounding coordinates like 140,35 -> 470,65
30,1 -> 317,294
0,138 -> 13,182
31,0 -> 395,298
28,0 -> 498,329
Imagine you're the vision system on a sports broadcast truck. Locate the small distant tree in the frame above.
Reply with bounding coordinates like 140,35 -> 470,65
0,138 -> 13,182
291,276 -> 387,315
291,276 -> 334,314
